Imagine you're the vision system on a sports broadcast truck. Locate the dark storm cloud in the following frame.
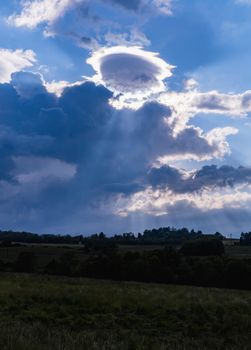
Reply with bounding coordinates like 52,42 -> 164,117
0,71 -> 244,232
149,165 -> 251,193
0,71 -> 221,180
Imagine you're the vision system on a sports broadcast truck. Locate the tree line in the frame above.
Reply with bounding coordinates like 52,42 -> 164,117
0,226 -> 226,245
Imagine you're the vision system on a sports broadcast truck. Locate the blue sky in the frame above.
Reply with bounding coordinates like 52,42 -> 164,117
0,0 -> 251,235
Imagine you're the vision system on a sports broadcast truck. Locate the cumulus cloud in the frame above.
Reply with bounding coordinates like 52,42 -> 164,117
11,71 -> 46,98
193,90 -> 251,116
0,49 -> 36,84
156,88 -> 251,135
0,71 -> 243,232
0,71 -> 237,170
149,164 -> 251,193
116,163 -> 251,219
3,0 -> 251,235
87,46 -> 174,100
117,185 -> 251,218
157,126 -> 238,164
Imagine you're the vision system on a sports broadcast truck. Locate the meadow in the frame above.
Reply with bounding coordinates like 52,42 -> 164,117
0,273 -> 251,349
0,240 -> 250,269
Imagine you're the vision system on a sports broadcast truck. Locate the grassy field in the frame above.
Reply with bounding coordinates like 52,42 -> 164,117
0,242 -> 250,266
0,244 -> 86,270
0,273 -> 250,349
224,244 -> 251,258
119,243 -> 251,258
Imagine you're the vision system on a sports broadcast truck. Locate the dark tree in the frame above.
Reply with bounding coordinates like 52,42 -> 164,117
180,238 -> 225,256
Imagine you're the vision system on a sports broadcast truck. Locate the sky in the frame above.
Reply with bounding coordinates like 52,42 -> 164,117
0,1 -> 251,236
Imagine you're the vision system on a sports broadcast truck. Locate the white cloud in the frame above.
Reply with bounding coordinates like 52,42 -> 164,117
152,0 -> 172,15
156,88 -> 251,135
8,0 -> 76,29
184,78 -> 199,91
117,185 -> 251,217
8,0 -> 172,32
45,80 -> 72,96
0,49 -> 36,83
45,79 -> 85,96
156,126 -> 238,164
206,127 -> 239,158
160,89 -> 251,118
87,45 -> 174,101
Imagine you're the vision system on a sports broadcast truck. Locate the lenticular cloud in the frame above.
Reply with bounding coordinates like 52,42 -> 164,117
87,46 -> 174,99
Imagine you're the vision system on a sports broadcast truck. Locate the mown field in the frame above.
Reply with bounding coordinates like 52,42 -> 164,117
0,273 -> 251,350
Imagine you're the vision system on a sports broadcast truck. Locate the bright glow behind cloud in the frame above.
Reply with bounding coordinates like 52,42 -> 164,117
0,49 -> 36,83
45,79 -> 86,96
87,46 -> 175,102
117,185 -> 251,217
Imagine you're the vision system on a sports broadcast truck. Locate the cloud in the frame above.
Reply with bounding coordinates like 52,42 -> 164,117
87,46 -> 174,100
156,88 -> 251,134
117,184 -> 251,218
149,164 -> 251,193
116,164 -> 251,220
8,0 -> 75,29
13,156 -> 76,184
157,126 -> 238,163
193,90 -> 251,116
8,0 -> 172,30
11,71 -> 46,98
0,71 -> 242,232
45,79 -> 85,96
151,0 -> 172,15
0,49 -> 36,84
112,199 -> 251,236
104,29 -> 151,47
7,0 -> 171,55
62,31 -> 100,50
3,0 -> 251,235
106,0 -> 172,13
0,71 -> 236,169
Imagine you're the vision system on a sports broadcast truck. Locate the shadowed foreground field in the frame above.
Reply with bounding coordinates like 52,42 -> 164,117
0,274 -> 251,349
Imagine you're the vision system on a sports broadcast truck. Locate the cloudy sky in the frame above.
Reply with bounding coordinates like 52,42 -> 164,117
0,0 -> 251,235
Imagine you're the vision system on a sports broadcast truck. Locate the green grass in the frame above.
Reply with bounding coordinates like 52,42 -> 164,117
0,273 -> 250,349
0,242 -> 250,272
225,244 -> 251,258
0,245 -> 87,269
